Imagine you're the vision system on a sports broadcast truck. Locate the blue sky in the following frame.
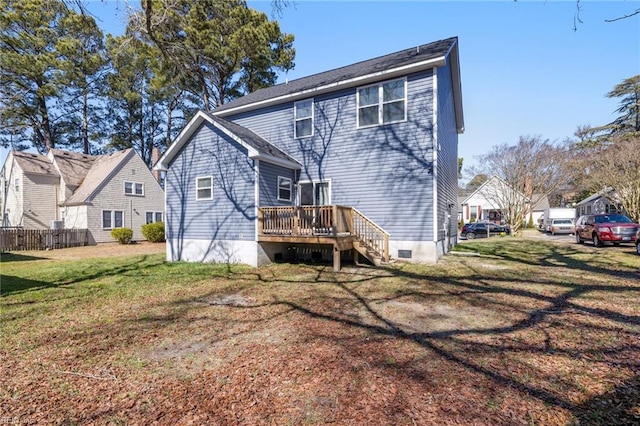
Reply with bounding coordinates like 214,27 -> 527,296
3,1 -> 638,182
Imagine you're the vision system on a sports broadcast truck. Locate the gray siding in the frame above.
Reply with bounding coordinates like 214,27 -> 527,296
228,70 -> 436,242
436,62 -> 460,242
166,122 -> 255,258
259,162 -> 296,206
23,173 -> 59,229
87,153 -> 165,243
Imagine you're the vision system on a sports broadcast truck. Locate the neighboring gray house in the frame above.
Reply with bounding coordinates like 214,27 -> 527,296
155,37 -> 464,269
575,189 -> 622,217
1,148 -> 165,243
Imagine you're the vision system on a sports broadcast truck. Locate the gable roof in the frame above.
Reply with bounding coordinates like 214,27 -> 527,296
213,37 -> 464,133
63,149 -> 134,206
154,110 -> 302,171
531,194 -> 550,211
575,188 -> 617,206
461,176 -> 513,205
12,151 -> 58,176
49,149 -> 100,190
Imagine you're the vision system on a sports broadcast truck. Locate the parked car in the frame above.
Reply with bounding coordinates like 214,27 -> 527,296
460,222 -> 510,239
575,213 -> 639,247
547,218 -> 575,235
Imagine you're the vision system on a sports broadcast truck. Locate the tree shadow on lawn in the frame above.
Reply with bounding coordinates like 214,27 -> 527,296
0,252 -> 46,262
16,241 -> 635,423
1,255 -> 165,297
573,374 -> 640,425
454,238 -> 640,280
234,248 -> 639,420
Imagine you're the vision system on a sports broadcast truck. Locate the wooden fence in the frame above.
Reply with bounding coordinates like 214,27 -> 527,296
0,228 -> 89,251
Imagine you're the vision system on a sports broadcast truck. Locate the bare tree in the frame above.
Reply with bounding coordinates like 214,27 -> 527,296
478,136 -> 572,234
574,134 -> 640,222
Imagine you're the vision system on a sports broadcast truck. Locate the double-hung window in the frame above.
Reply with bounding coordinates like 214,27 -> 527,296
124,181 -> 144,196
294,99 -> 313,138
196,176 -> 213,200
357,78 -> 406,127
145,211 -> 163,224
277,176 -> 292,201
102,210 -> 124,229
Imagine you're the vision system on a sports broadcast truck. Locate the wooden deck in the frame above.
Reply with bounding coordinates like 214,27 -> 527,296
258,205 -> 389,271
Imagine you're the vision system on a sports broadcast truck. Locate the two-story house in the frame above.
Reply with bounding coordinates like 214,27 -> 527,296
1,148 -> 165,243
154,37 -> 464,269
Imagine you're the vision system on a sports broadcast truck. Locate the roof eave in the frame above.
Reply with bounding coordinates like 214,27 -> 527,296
213,56 -> 447,118
251,153 -> 301,170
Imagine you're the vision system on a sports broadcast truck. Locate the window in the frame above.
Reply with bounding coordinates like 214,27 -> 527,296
14,177 -> 20,192
294,99 -> 313,138
145,211 -> 163,224
102,210 -> 124,229
124,181 -> 144,196
196,176 -> 213,200
357,78 -> 406,128
277,176 -> 292,201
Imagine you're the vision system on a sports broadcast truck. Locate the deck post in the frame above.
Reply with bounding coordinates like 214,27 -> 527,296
293,207 -> 300,235
257,208 -> 264,236
333,246 -> 341,272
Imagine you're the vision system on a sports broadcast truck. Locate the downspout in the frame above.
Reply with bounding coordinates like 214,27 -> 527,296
432,67 -> 439,247
254,159 -> 260,242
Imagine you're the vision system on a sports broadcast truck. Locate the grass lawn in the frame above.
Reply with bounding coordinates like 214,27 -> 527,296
1,238 -> 639,425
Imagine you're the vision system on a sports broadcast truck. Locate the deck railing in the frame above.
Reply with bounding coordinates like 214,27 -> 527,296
258,205 -> 389,261
352,208 -> 390,261
259,205 -> 352,236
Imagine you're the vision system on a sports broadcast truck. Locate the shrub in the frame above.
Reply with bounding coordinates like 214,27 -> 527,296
141,221 -> 165,243
111,227 -> 133,244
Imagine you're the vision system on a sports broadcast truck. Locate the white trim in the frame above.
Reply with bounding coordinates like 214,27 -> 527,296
298,179 -> 332,205
254,159 -> 260,241
432,67 -> 439,243
154,110 -> 302,172
214,56 -> 447,118
124,180 -> 145,196
253,153 -> 302,170
101,209 -> 124,229
356,77 -> 407,128
294,99 -> 314,139
195,175 -> 213,201
145,210 -> 163,224
277,175 -> 293,202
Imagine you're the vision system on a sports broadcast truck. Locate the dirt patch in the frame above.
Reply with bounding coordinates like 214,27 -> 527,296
372,300 -> 508,334
6,241 -> 165,260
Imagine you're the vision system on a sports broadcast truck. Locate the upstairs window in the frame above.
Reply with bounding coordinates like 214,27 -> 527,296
277,176 -> 292,201
124,181 -> 144,196
294,99 -> 313,138
196,176 -> 213,200
14,177 -> 20,193
357,78 -> 406,128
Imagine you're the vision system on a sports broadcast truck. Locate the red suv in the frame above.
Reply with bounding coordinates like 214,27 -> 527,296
575,214 -> 639,247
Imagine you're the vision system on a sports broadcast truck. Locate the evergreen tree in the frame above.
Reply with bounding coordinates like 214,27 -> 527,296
131,0 -> 295,110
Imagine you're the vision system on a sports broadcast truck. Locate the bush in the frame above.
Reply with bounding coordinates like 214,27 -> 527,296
111,227 -> 133,244
141,221 -> 165,243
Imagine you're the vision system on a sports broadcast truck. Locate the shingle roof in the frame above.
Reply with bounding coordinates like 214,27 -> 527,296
205,113 -> 300,165
63,149 -> 133,206
12,151 -> 58,176
531,194 -> 550,211
49,149 -> 99,189
213,37 -> 457,115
